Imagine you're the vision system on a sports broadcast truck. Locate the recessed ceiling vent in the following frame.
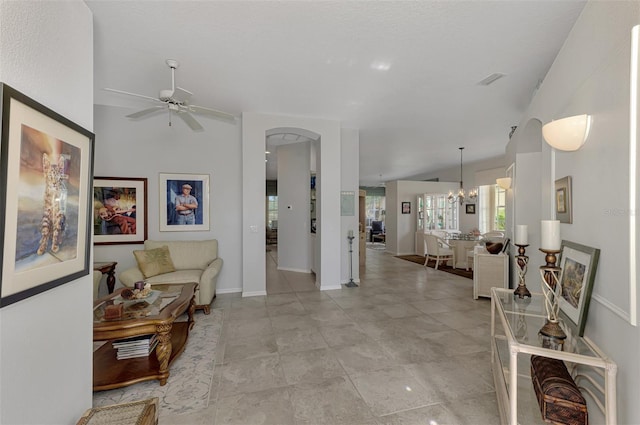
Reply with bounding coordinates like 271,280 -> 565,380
478,73 -> 506,86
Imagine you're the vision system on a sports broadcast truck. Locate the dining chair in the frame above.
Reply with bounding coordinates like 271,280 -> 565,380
423,234 -> 454,270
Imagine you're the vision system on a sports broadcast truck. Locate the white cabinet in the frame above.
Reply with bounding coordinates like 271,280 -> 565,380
473,250 -> 508,299
421,193 -> 458,232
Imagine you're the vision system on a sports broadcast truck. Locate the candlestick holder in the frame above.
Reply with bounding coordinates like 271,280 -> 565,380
538,248 -> 566,340
346,235 -> 358,287
514,293 -> 530,341
513,244 -> 531,299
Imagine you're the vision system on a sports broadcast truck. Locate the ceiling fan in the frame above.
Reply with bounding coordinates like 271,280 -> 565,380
104,59 -> 235,132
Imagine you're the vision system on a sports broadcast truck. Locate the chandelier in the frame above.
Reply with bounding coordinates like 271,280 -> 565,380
448,147 -> 477,205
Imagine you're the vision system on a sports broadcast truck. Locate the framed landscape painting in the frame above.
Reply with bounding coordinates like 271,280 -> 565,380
0,83 -> 94,307
555,176 -> 573,223
558,240 -> 600,336
93,177 -> 147,245
159,173 -> 210,232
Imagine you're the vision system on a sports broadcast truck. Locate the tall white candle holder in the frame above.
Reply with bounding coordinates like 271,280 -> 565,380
513,244 -> 531,299
538,248 -> 566,340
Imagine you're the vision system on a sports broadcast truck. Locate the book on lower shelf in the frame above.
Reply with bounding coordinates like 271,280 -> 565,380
112,334 -> 158,360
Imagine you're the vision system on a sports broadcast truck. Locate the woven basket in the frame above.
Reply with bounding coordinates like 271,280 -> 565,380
531,355 -> 588,425
76,397 -> 158,425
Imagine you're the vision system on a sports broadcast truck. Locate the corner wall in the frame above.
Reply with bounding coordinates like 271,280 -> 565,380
242,112 -> 345,294
511,2 -> 640,422
92,105 -> 243,295
0,1 -> 94,423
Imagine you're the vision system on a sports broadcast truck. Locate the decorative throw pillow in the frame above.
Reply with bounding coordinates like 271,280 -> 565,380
133,245 -> 176,278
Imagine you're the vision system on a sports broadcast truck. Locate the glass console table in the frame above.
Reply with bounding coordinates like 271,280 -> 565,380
491,287 -> 617,424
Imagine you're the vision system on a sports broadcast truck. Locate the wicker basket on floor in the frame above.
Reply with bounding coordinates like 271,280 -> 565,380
76,397 -> 158,425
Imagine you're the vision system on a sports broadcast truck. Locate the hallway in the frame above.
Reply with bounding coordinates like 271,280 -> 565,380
205,245 -> 502,424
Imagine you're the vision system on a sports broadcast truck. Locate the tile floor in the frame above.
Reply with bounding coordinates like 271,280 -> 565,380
165,244 -> 501,424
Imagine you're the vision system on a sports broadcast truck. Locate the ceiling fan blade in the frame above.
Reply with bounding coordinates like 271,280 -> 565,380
126,106 -> 165,119
188,105 -> 236,123
104,88 -> 162,103
173,87 -> 193,103
177,111 -> 204,132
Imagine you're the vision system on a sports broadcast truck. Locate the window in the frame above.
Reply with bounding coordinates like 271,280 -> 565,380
266,195 -> 278,229
365,195 -> 385,228
494,186 -> 506,231
478,185 -> 505,233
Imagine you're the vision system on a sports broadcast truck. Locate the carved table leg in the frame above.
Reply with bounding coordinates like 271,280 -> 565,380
188,295 -> 196,331
105,267 -> 116,294
155,323 -> 173,386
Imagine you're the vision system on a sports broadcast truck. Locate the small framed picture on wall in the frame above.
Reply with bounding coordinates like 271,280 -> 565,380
466,204 -> 476,214
401,201 -> 411,214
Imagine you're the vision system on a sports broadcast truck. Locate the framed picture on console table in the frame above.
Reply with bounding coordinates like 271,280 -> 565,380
159,172 -> 210,232
93,177 -> 147,245
558,240 -> 600,336
0,83 -> 94,308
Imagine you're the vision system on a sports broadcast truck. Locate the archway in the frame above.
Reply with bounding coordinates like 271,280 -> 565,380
266,127 -> 320,280
241,112 -> 342,297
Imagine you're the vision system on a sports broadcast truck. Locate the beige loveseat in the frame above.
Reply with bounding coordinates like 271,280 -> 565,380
119,239 -> 222,314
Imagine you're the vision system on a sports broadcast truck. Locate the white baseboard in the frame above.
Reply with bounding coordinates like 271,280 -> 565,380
320,284 -> 342,291
277,266 -> 311,273
242,290 -> 267,297
216,287 -> 242,295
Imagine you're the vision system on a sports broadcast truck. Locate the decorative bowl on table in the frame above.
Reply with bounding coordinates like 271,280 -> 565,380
485,242 -> 504,254
121,287 -> 152,300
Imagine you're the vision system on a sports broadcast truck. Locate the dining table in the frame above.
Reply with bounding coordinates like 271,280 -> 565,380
446,234 -> 480,269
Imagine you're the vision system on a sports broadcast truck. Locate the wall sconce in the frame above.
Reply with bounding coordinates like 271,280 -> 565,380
496,177 -> 512,190
542,114 -> 592,151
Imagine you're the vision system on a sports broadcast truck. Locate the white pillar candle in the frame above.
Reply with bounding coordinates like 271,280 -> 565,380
515,225 -> 528,245
348,230 -> 354,238
540,220 -> 561,250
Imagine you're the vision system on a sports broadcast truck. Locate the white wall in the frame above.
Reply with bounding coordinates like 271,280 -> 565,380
340,128 -> 360,283
0,1 -> 94,423
92,105 -> 243,294
384,180 -> 459,255
510,2 -> 640,422
242,112 -> 345,294
277,142 -> 311,272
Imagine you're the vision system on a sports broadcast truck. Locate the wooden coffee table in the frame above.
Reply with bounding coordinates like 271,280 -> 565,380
92,283 -> 197,391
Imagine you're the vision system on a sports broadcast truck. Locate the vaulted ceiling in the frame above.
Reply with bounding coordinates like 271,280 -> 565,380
87,0 -> 586,185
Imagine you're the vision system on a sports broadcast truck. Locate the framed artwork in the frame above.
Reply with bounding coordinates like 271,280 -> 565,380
555,176 -> 572,224
159,173 -> 210,232
401,201 -> 411,214
466,204 -> 476,214
0,83 -> 94,308
558,240 -> 600,336
93,177 -> 147,245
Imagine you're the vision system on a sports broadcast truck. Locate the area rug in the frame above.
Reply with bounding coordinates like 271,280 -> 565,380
395,255 -> 473,280
92,309 -> 223,418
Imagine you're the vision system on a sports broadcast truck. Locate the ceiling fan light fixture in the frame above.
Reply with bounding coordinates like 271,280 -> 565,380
103,58 -> 235,131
